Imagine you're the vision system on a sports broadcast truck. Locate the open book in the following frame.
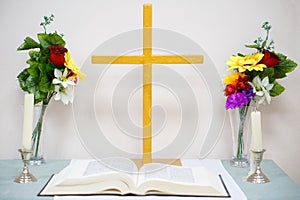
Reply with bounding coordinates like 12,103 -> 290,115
39,158 -> 230,197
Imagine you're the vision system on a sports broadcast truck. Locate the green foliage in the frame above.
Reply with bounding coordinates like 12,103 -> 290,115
38,32 -> 65,49
244,22 -> 297,99
17,37 -> 39,50
245,44 -> 261,50
246,52 -> 297,99
17,14 -> 64,104
270,81 -> 285,97
225,21 -> 298,109
17,69 -> 30,91
273,53 -> 297,79
245,21 -> 275,52
40,14 -> 55,34
246,67 -> 275,82
267,53 -> 297,98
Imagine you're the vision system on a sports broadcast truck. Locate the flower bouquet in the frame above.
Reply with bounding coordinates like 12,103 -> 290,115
17,14 -> 84,164
224,22 -> 297,166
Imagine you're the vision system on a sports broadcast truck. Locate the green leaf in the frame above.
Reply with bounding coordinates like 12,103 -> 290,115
270,81 -> 285,97
273,66 -> 287,79
37,32 -> 65,48
45,63 -> 56,77
29,50 -> 40,60
261,67 -> 274,79
247,67 -> 274,82
262,67 -> 275,83
37,33 -> 51,48
17,69 -> 30,91
26,61 -> 40,80
17,37 -> 40,50
273,53 -> 298,79
39,75 -> 54,93
17,68 -> 49,104
25,76 -> 39,93
245,44 -> 261,51
39,48 -> 50,64
245,44 -> 259,49
33,90 -> 47,104
277,53 -> 287,61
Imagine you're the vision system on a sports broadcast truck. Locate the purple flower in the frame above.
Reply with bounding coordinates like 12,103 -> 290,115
226,92 -> 249,109
242,87 -> 255,101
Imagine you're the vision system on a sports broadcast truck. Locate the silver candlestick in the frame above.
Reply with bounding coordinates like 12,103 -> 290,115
247,149 -> 270,184
14,149 -> 37,183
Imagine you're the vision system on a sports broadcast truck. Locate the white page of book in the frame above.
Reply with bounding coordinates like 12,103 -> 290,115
138,163 -> 196,184
137,163 -> 227,195
54,159 -> 246,200
51,158 -> 138,187
83,157 -> 138,176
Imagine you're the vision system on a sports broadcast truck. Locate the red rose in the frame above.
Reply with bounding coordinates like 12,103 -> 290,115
49,45 -> 68,66
260,49 -> 280,68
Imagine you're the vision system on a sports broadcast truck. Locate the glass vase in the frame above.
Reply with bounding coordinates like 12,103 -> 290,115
29,103 -> 48,165
228,106 -> 253,167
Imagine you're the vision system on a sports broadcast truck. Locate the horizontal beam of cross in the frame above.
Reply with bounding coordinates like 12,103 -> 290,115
92,55 -> 203,65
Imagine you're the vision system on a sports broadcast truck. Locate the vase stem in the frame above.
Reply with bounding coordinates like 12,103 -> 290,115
33,103 -> 47,157
29,92 -> 54,165
237,106 -> 248,159
230,105 -> 251,167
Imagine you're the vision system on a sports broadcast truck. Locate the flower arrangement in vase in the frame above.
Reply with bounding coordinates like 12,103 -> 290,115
17,14 -> 84,165
224,22 -> 297,167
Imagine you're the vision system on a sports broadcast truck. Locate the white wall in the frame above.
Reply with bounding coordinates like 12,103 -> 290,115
1,0 -> 300,185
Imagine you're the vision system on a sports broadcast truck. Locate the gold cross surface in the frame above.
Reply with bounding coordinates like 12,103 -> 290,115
92,4 -> 203,164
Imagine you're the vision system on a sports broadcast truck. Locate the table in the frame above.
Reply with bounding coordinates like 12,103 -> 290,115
1,160 -> 300,200
223,160 -> 300,199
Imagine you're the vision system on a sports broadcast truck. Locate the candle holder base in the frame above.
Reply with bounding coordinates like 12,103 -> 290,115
247,170 -> 270,184
247,149 -> 270,184
15,171 -> 37,183
14,149 -> 37,183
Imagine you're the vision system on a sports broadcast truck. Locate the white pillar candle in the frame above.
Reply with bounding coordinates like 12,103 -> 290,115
251,111 -> 263,151
22,94 -> 34,151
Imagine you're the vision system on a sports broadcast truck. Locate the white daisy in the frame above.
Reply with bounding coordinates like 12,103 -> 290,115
52,68 -> 75,88
54,85 -> 74,105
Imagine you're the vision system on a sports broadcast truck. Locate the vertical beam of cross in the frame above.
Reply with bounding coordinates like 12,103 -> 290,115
92,4 -> 203,165
143,4 -> 152,164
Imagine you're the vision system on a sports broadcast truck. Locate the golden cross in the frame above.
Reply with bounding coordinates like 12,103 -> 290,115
92,4 -> 203,164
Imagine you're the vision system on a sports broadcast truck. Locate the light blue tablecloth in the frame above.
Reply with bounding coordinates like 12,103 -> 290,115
1,159 -> 300,200
0,160 -> 69,200
222,160 -> 300,200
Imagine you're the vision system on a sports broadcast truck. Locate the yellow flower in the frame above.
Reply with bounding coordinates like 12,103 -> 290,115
226,55 -> 246,72
64,52 -> 85,81
243,53 -> 267,71
224,72 -> 246,84
226,53 -> 267,72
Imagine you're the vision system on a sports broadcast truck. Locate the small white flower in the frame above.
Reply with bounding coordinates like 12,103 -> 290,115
249,75 -> 274,105
52,68 -> 76,105
53,68 -> 75,88
54,85 -> 74,105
